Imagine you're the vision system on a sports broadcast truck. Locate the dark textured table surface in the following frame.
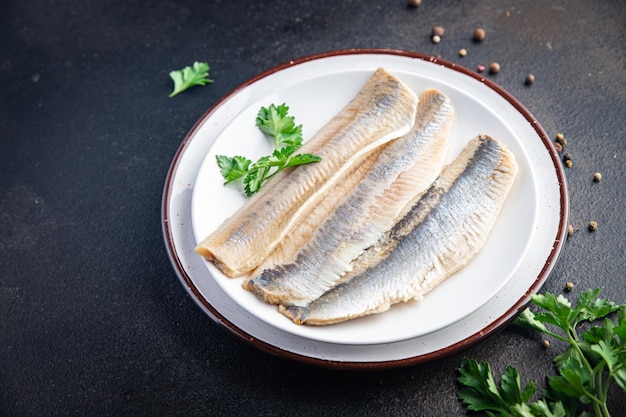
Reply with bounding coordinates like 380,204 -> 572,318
2,1 -> 625,415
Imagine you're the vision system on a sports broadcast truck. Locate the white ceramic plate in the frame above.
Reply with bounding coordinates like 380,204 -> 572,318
163,50 -> 568,368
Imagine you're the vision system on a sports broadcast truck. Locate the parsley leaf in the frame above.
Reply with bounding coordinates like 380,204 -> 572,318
169,61 -> 213,97
216,103 -> 321,197
255,103 -> 303,148
459,289 -> 625,417
284,152 -> 321,167
216,155 -> 251,183
457,359 -> 551,417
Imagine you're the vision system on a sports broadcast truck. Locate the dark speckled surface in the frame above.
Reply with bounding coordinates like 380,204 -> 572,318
1,1 -> 625,415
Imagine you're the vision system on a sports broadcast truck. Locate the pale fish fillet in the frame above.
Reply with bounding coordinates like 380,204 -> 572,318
280,134 -> 518,325
244,89 -> 455,306
195,68 -> 418,277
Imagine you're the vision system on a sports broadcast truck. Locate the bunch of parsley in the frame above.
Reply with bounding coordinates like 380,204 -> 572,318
458,289 -> 625,417
216,103 -> 321,196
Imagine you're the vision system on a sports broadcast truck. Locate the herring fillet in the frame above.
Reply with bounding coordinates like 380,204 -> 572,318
244,89 -> 455,306
194,68 -> 418,277
281,135 -> 518,325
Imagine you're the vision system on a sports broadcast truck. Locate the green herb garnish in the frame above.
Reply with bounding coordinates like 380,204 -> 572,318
216,103 -> 321,196
458,288 -> 625,417
169,61 -> 213,97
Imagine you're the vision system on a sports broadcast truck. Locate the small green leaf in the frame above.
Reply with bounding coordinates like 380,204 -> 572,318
527,293 -> 573,331
272,145 -> 297,162
590,339 -> 619,373
216,155 -> 251,184
169,61 -> 213,97
548,375 -> 587,404
508,403 -> 536,417
533,311 -> 564,329
591,298 -> 620,319
513,308 -> 549,333
550,356 -> 592,403
256,103 -> 290,136
255,103 -> 303,147
528,400 -> 568,417
457,359 -> 536,416
582,325 -> 607,344
243,170 -> 262,197
553,344 -> 581,370
251,154 -> 281,171
571,288 -> 618,326
500,366 -> 525,404
573,288 -> 602,321
520,380 -> 537,404
279,125 -> 304,147
286,153 -> 322,167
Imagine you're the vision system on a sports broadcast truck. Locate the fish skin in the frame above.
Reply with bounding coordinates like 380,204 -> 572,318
195,68 -> 418,277
244,89 -> 454,306
280,135 -> 518,325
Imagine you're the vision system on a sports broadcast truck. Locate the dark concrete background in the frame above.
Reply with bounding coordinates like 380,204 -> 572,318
1,0 -> 624,415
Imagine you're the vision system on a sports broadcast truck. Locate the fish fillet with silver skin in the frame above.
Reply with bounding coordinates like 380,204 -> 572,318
244,89 -> 454,307
194,68 -> 418,277
280,134 -> 518,325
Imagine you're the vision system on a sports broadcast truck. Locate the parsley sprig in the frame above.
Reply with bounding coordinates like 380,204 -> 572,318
169,61 -> 213,97
458,289 -> 625,417
216,103 -> 321,196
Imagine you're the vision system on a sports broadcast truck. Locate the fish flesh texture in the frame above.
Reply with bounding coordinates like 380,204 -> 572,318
244,89 -> 455,306
281,134 -> 518,325
195,68 -> 418,277
281,135 -> 518,325
244,146 -> 387,292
